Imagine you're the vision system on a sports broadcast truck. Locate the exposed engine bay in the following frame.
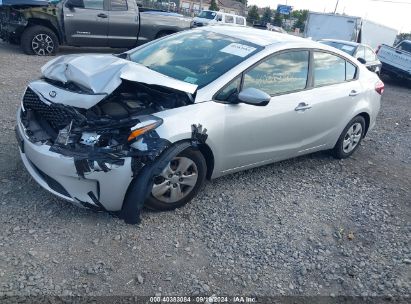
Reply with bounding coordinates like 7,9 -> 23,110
21,78 -> 194,177
17,54 -> 206,224
22,81 -> 193,150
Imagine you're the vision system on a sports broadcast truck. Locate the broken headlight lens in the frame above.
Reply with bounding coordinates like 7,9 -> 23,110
128,116 -> 163,142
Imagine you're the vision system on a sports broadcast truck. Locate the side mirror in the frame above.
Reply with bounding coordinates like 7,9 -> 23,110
66,0 -> 84,9
238,88 -> 271,106
357,57 -> 366,64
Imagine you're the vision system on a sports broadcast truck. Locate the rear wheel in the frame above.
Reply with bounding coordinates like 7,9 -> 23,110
332,116 -> 365,159
21,25 -> 59,56
145,148 -> 206,211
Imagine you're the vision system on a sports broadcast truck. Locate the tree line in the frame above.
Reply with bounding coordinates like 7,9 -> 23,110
247,6 -> 308,31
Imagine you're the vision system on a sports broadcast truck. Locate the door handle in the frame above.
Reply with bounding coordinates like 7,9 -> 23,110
97,13 -> 108,18
294,102 -> 312,111
349,90 -> 360,97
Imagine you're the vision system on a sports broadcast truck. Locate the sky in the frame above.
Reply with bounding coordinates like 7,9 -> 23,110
248,0 -> 411,33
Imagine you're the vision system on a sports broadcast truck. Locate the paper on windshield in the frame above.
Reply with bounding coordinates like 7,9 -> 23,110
220,43 -> 257,58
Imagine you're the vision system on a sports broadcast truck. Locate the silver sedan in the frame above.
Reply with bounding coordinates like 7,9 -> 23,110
16,26 -> 384,223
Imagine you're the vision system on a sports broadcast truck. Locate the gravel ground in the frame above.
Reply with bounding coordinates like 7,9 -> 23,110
0,41 -> 410,300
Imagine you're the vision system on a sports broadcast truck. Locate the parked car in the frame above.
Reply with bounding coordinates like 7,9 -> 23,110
193,10 -> 245,27
266,23 -> 287,34
377,40 -> 411,81
15,26 -> 383,224
319,39 -> 382,75
0,0 -> 192,55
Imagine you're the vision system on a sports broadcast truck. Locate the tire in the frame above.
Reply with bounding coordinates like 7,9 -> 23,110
21,25 -> 59,56
332,116 -> 366,159
145,148 -> 207,211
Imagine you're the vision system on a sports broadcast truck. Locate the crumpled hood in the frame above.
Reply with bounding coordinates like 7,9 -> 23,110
41,54 -> 198,96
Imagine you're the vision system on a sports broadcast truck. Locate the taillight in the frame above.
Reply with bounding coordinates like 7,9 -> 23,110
375,80 -> 384,95
376,45 -> 381,54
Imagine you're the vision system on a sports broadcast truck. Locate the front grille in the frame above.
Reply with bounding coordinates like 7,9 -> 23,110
22,87 -> 84,130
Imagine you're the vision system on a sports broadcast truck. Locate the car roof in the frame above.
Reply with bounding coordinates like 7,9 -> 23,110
201,25 -> 314,47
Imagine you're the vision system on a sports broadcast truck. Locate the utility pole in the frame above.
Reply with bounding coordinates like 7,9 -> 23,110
334,0 -> 340,14
200,0 -> 203,11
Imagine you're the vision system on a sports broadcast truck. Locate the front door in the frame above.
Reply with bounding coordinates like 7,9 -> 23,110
63,0 -> 109,47
221,50 -> 313,171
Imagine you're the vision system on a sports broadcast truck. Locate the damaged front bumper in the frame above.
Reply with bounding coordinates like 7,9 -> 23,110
16,108 -> 134,211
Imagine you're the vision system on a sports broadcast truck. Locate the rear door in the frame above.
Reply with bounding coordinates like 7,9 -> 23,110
108,0 -> 139,48
63,0 -> 109,46
295,51 -> 362,153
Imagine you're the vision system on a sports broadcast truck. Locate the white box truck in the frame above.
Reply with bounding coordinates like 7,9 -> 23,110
304,12 -> 398,49
360,19 -> 398,49
304,12 -> 362,42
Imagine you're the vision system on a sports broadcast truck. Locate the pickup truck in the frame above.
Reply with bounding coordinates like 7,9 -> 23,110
377,40 -> 411,81
0,0 -> 193,55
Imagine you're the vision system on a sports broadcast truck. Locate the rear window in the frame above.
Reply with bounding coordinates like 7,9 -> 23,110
320,41 -> 357,56
83,0 -> 104,9
235,17 -> 245,25
111,0 -> 127,11
398,41 -> 411,53
364,47 -> 377,62
197,11 -> 217,20
225,15 -> 234,23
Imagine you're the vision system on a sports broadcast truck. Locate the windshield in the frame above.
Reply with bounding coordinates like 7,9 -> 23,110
128,30 -> 262,88
320,41 -> 357,55
197,11 -> 217,20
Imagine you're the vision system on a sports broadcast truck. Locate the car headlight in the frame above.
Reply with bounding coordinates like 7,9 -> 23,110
128,116 -> 163,142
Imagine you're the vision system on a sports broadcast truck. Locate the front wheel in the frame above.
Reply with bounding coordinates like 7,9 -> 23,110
21,25 -> 59,56
332,116 -> 365,159
145,148 -> 206,211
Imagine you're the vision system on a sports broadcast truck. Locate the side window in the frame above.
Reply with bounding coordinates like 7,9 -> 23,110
243,51 -> 309,95
236,17 -> 244,25
83,0 -> 104,9
364,47 -> 376,62
111,0 -> 127,10
225,16 -> 234,24
215,77 -> 241,102
398,42 -> 411,53
217,14 -> 223,22
313,52 -> 346,86
346,61 -> 357,80
355,46 -> 365,59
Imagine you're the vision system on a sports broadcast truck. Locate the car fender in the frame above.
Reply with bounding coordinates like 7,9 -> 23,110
154,101 -> 226,179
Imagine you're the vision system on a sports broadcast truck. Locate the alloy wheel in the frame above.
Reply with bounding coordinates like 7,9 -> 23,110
32,34 -> 54,55
151,157 -> 198,203
342,122 -> 363,153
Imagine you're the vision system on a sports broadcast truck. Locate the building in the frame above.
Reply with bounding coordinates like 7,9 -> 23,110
180,0 -> 246,17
